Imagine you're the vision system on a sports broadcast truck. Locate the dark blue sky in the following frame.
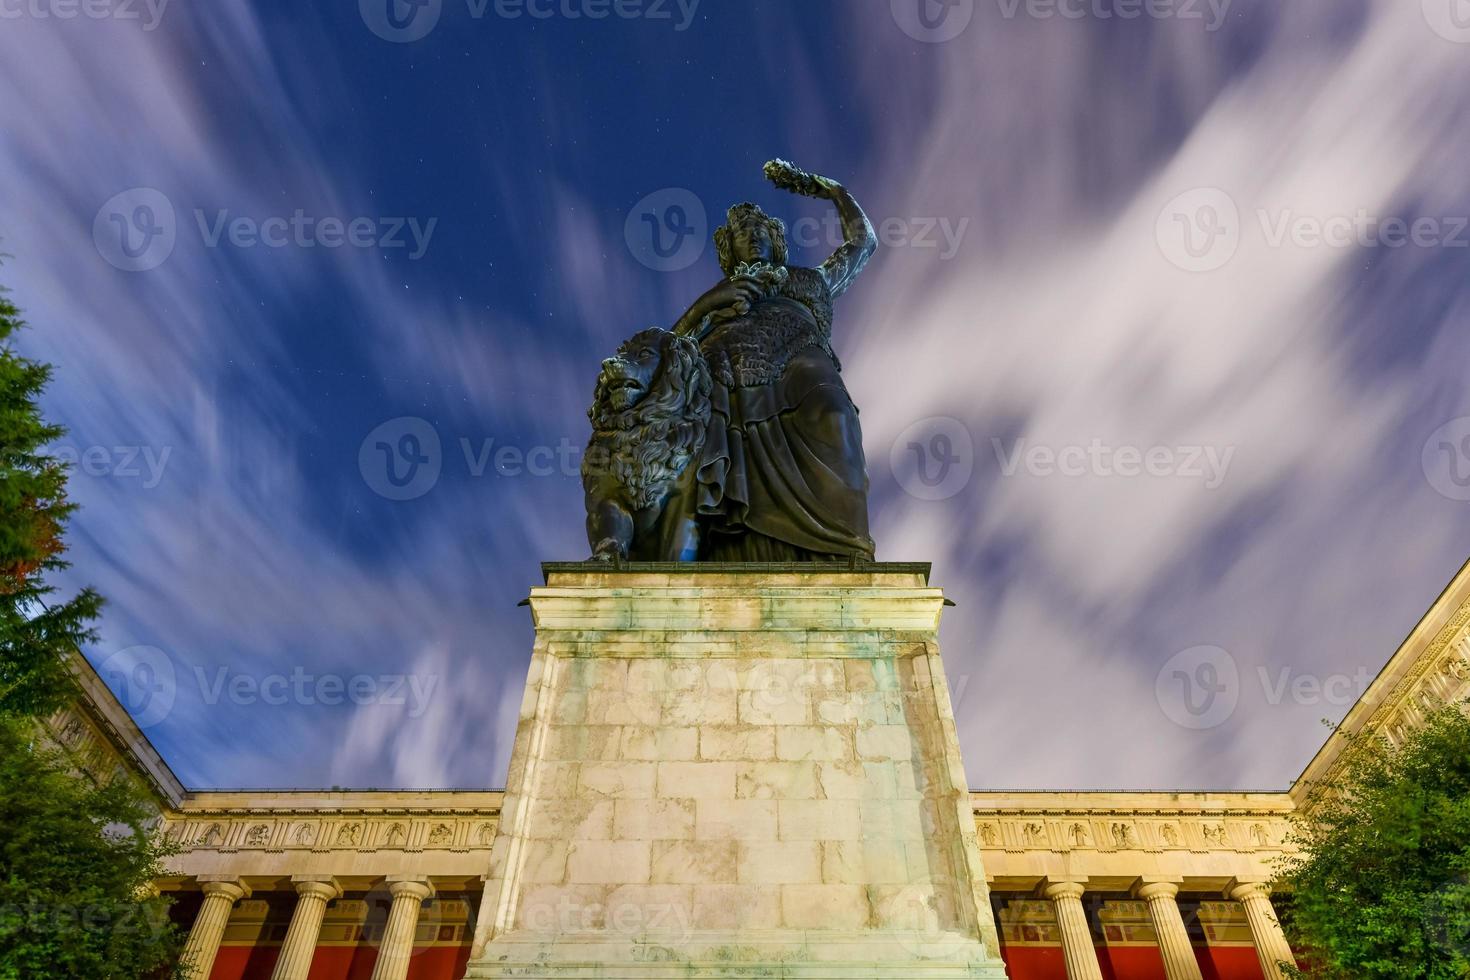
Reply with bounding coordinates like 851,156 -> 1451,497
4,0 -> 1470,791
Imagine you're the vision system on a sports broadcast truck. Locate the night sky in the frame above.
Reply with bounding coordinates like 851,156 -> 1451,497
4,0 -> 1470,791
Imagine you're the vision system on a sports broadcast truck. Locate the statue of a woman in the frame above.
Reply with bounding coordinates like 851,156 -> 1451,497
672,160 -> 877,562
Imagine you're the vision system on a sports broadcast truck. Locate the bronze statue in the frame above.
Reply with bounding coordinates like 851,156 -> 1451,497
585,160 -> 877,562
582,328 -> 711,562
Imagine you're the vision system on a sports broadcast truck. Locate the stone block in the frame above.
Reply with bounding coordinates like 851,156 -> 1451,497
620,726 -> 698,761
778,799 -> 862,841
520,840 -> 570,884
567,840 -> 651,884
578,762 -> 657,799
649,840 -> 737,884
737,689 -> 811,726
516,884 -> 610,932
736,761 -> 818,800
544,725 -> 621,762
781,884 -> 871,930
604,884 -> 694,937
817,760 -> 884,799
689,883 -> 783,931
526,799 -> 615,840
775,726 -> 852,762
665,689 -> 737,726
856,725 -> 915,762
695,799 -> 777,840
861,800 -> 928,841
738,842 -> 821,884
586,691 -> 664,726
655,761 -> 736,799
613,799 -> 695,841
700,726 -> 775,762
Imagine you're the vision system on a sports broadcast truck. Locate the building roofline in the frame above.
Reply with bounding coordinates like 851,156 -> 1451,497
1290,554 -> 1470,803
63,650 -> 187,808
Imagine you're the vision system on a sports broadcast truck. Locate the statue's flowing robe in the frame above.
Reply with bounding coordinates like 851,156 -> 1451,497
695,265 -> 875,561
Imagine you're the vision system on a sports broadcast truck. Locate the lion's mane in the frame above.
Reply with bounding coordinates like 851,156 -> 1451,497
583,328 -> 712,512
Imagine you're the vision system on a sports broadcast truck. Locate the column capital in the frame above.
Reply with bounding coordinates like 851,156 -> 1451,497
1042,879 -> 1088,901
291,876 -> 342,901
1135,880 -> 1182,901
1228,880 -> 1271,902
386,876 -> 435,901
198,876 -> 252,902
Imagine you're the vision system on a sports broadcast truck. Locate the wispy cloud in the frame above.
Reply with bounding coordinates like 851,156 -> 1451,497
1,0 -> 1467,793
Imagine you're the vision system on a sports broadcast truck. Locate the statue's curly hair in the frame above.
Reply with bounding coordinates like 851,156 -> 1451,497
714,202 -> 788,276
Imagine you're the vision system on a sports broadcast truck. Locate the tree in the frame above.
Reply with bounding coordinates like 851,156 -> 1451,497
0,278 -> 101,717
0,269 -> 183,978
1277,705 -> 1470,979
0,719 -> 182,979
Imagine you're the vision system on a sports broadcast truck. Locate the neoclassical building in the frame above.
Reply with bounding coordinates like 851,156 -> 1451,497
47,558 -> 1470,980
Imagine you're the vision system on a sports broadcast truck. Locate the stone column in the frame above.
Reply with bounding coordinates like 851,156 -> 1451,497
1229,882 -> 1297,980
1043,881 -> 1104,980
370,877 -> 435,980
180,877 -> 250,979
270,876 -> 342,980
1135,881 -> 1203,980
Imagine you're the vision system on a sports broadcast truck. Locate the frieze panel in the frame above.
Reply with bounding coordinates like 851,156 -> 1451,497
974,811 -> 1290,857
164,814 -> 498,854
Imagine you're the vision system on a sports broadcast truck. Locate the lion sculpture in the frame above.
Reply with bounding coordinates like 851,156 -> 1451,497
582,327 -> 711,561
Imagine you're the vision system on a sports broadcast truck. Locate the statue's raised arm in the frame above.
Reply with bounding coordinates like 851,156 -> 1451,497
763,159 -> 877,299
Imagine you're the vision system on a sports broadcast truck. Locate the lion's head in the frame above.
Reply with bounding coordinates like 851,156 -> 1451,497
584,327 -> 712,511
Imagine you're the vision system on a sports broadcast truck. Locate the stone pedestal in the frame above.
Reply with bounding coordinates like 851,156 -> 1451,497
466,564 -> 1007,978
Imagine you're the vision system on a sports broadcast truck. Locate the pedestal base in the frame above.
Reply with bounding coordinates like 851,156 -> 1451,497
468,564 -> 1007,979
465,930 -> 1004,978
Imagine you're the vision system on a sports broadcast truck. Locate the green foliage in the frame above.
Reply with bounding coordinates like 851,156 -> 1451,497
0,280 -> 102,717
1278,705 -> 1470,979
0,269 -> 182,977
0,716 -> 181,979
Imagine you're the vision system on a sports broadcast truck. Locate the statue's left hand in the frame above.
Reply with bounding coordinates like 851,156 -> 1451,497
764,159 -> 838,199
